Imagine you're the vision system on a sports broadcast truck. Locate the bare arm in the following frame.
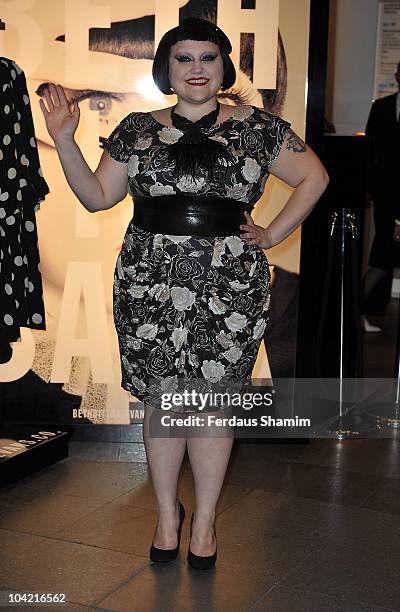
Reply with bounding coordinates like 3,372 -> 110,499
40,83 -> 128,213
240,130 -> 329,248
55,139 -> 128,212
266,131 -> 329,244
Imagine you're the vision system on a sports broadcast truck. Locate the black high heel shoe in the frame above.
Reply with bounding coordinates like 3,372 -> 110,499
187,513 -> 217,570
150,499 -> 185,562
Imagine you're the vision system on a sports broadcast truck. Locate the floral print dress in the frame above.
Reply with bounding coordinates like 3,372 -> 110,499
103,105 -> 291,411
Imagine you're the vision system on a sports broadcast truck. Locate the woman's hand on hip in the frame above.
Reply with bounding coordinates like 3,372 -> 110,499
240,211 -> 273,249
39,83 -> 80,145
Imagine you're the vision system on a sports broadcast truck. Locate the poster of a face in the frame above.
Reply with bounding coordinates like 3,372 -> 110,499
0,0 -> 310,424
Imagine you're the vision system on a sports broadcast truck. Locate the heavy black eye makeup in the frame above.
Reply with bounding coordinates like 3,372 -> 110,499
175,55 -> 192,62
174,53 -> 218,62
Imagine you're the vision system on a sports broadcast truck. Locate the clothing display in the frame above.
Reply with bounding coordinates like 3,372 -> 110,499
0,57 -> 49,343
366,92 -> 400,270
103,104 -> 291,410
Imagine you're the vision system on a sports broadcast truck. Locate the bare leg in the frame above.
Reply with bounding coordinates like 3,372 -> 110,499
143,404 -> 187,549
186,411 -> 234,556
362,266 -> 389,312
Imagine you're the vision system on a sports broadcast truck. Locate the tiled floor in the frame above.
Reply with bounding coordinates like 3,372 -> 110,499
1,435 -> 400,611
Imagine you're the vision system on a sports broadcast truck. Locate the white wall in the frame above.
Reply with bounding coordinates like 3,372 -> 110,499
326,0 -> 379,135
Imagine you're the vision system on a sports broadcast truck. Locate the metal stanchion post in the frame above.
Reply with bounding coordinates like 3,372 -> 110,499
328,208 -> 360,440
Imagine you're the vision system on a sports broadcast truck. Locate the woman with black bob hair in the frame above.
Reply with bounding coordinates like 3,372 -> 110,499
152,18 -> 236,94
40,17 -> 328,570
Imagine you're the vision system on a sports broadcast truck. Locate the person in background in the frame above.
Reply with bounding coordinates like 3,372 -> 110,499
362,61 -> 400,332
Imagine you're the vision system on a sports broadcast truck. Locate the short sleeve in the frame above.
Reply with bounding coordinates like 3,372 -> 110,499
102,113 -> 137,163
259,111 -> 292,169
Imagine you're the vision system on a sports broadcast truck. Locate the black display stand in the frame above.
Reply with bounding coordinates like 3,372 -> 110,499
0,424 -> 72,488
0,374 -> 76,485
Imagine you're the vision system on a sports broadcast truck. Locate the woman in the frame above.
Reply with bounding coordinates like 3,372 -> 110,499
40,18 -> 328,570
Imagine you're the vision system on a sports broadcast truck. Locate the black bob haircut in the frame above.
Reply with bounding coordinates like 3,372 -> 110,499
152,17 -> 236,95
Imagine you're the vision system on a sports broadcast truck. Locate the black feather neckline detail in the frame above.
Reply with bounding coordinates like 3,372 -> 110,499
170,102 -> 220,144
163,101 -> 233,180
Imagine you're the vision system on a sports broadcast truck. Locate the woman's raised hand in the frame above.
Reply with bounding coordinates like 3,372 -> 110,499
39,83 -> 80,144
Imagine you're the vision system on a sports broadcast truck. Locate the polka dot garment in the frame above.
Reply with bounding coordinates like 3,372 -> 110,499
0,57 -> 49,342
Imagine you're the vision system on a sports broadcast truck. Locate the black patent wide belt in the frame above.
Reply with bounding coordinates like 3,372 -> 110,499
132,195 -> 253,236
